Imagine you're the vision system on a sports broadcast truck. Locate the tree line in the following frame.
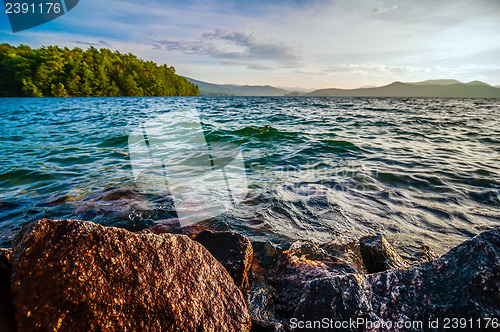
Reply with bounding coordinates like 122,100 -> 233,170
0,44 -> 199,97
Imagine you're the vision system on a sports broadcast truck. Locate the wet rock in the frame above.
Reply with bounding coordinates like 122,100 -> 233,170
247,242 -> 286,331
96,187 -> 146,202
251,241 -> 283,270
320,240 -> 366,272
270,241 -> 363,318
195,230 -> 253,291
74,188 -> 155,225
248,274 -> 286,330
0,248 -> 16,332
144,218 -> 182,234
418,245 -> 440,262
251,318 -> 284,332
248,282 -> 276,321
294,227 -> 500,331
11,219 -> 251,332
293,275 -> 373,332
359,235 -> 411,273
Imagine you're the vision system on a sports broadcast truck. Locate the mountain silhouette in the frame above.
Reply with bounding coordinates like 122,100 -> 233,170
186,77 -> 500,98
299,80 -> 500,98
185,78 -> 290,96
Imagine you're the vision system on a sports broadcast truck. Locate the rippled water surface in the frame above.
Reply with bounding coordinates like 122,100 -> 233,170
1,97 -> 499,255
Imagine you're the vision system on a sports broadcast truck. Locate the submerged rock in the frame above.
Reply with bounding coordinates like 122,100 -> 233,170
359,235 -> 411,273
247,242 -> 286,331
293,227 -> 500,331
144,218 -> 182,234
195,230 -> 253,291
11,219 -> 251,332
0,248 -> 16,332
73,187 -> 152,223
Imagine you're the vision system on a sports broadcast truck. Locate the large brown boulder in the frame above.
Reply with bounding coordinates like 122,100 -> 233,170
11,219 -> 251,332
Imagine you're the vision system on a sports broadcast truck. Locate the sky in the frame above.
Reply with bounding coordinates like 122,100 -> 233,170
1,0 -> 500,89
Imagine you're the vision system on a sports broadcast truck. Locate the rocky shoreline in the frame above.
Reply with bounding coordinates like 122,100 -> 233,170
0,219 -> 499,331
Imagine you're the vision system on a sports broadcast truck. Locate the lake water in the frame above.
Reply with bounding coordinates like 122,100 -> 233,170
1,97 -> 499,256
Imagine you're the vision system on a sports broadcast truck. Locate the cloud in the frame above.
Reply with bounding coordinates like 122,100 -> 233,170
295,64 -> 423,77
295,63 -> 500,87
152,28 -> 301,68
2,0 -> 500,88
247,64 -> 274,71
372,5 -> 398,14
73,40 -> 112,47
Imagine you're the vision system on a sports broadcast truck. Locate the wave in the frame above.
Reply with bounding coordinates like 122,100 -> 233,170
1,96 -> 499,255
206,125 -> 304,143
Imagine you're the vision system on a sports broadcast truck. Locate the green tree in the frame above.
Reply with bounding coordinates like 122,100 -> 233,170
0,43 -> 200,97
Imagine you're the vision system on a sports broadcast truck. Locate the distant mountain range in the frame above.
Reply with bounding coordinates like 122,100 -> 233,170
300,80 -> 500,98
185,77 -> 500,98
185,77 -> 289,96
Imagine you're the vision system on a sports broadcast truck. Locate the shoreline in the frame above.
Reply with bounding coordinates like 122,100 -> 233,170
1,218 -> 498,331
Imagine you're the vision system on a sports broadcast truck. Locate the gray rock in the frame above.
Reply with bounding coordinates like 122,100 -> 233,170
195,230 -> 253,291
248,280 -> 287,332
270,241 -> 364,318
359,235 -> 411,273
248,242 -> 286,331
251,318 -> 284,332
249,281 -> 275,322
11,219 -> 251,332
293,227 -> 500,331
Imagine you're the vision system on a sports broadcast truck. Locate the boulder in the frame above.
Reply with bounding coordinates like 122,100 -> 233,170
251,241 -> 282,270
248,242 -> 285,331
248,279 -> 285,332
11,219 -> 251,332
359,235 -> 410,273
0,248 -> 16,332
293,227 -> 500,331
195,230 -> 253,291
251,318 -> 284,332
269,241 -> 364,318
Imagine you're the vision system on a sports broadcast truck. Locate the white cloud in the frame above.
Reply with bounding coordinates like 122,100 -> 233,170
2,0 -> 500,88
372,5 -> 398,14
152,28 -> 301,68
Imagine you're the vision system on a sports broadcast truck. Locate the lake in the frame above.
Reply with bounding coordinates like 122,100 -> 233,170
1,97 -> 499,257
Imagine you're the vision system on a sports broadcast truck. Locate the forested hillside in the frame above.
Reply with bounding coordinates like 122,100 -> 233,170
0,44 -> 199,97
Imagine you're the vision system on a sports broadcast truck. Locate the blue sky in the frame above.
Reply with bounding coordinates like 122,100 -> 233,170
1,0 -> 500,89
